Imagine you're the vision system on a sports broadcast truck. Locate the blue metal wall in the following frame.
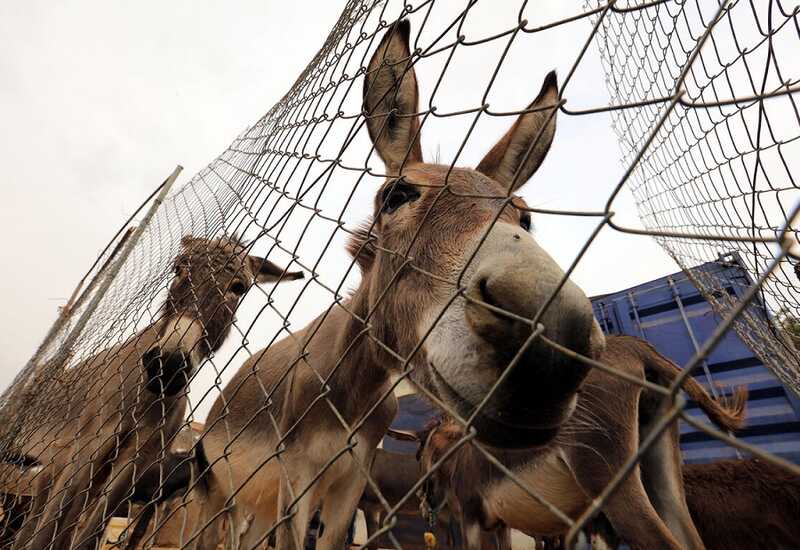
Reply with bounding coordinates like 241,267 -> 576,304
591,258 -> 800,464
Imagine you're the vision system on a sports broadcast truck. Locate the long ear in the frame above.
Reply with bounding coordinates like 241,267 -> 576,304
363,19 -> 422,171
249,256 -> 304,284
476,71 -> 559,191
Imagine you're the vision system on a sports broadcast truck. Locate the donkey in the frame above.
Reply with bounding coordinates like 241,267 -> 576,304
194,19 -> 605,550
358,448 -> 425,550
682,458 -> 800,550
7,235 -> 302,550
357,443 -> 465,550
416,335 -> 748,550
589,457 -> 800,550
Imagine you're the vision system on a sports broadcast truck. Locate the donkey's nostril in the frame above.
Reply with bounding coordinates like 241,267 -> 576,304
478,277 -> 499,309
477,276 -> 515,317
143,347 -> 163,376
142,346 -> 191,396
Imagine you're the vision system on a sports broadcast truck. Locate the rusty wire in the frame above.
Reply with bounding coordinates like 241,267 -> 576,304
1,1 -> 799,550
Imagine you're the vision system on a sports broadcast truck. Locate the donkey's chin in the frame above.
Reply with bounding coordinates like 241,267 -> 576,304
427,360 -> 575,450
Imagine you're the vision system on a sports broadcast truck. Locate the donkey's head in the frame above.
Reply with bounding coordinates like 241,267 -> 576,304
402,418 -> 461,519
142,235 -> 303,395
351,21 -> 605,448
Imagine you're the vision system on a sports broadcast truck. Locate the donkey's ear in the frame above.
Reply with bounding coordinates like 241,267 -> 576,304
476,71 -> 559,191
249,256 -> 304,284
363,19 -> 422,172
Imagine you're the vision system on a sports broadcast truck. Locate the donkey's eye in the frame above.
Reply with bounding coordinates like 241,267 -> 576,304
381,181 -> 420,214
519,212 -> 532,232
230,281 -> 247,295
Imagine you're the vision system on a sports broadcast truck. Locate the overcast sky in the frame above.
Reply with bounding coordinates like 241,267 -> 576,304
0,1 -> 681,414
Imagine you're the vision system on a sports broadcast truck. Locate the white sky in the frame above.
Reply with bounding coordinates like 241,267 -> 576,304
0,1 -> 681,412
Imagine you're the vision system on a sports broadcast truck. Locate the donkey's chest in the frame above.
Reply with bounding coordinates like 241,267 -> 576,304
484,450 -> 587,536
236,429 -> 376,518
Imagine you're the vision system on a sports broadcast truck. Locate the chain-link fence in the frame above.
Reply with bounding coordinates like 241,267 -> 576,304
1,1 -> 799,549
594,0 -> 800,397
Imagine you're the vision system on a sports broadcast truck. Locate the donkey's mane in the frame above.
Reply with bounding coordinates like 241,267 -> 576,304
228,231 -> 250,249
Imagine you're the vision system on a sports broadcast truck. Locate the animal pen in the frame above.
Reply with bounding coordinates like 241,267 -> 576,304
1,1 -> 800,549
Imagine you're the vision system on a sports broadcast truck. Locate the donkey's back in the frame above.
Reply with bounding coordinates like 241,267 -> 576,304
684,458 -> 800,550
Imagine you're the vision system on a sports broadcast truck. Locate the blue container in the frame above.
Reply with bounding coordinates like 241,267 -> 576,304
591,257 -> 800,464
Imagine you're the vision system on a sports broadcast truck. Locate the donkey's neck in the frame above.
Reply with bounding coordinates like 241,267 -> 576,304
299,293 -> 394,425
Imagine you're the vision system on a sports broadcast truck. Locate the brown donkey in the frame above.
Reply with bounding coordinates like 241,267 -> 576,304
682,458 -> 800,550
416,335 -> 748,550
590,457 -> 800,550
358,448 -> 425,550
8,235 -> 302,550
194,19 -> 605,550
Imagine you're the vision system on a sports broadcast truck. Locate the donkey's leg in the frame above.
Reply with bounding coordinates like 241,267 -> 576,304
267,474 -> 313,550
19,472 -> 64,550
569,374 -> 682,550
493,526 -> 512,550
26,459 -> 99,550
71,453 -> 136,550
639,419 -> 705,549
0,493 -> 28,545
314,470 -> 367,550
362,507 -> 381,550
192,474 -> 231,550
461,517 -> 484,550
592,473 -> 683,550
10,469 -> 53,550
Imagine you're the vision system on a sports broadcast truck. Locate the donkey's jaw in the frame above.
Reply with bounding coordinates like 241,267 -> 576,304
424,356 -> 569,449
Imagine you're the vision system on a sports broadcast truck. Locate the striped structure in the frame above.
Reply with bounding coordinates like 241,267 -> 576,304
592,255 -> 800,464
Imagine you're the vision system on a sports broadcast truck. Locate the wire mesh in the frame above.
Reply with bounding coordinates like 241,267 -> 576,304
0,1 -> 798,550
594,0 -> 800,396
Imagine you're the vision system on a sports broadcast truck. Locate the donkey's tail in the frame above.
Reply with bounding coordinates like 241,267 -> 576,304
635,338 -> 748,432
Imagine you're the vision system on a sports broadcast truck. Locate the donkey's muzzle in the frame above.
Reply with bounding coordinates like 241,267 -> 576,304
142,346 -> 192,397
462,223 -> 603,448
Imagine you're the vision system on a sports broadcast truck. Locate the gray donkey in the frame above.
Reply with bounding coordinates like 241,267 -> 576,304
7,235 -> 302,550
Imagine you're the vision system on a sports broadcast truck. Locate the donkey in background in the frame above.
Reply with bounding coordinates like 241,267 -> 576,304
358,448 -> 426,550
357,443 -> 468,550
589,457 -> 800,550
194,18 -> 605,550
681,457 -> 800,550
6,235 -> 302,550
416,336 -> 747,550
